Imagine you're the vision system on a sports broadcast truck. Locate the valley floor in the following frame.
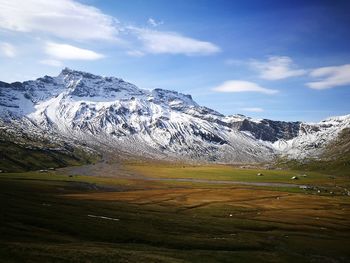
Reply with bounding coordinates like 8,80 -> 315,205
0,163 -> 350,262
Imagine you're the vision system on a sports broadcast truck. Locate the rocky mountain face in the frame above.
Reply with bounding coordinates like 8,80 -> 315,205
230,118 -> 301,142
1,68 -> 349,166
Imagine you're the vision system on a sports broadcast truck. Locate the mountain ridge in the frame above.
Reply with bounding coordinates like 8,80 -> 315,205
1,68 -> 349,169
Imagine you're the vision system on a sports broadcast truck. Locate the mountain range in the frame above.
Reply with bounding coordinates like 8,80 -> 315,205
1,68 -> 349,171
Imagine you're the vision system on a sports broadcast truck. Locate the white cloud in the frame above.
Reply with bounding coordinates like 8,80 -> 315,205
0,42 -> 16,57
126,50 -> 145,57
45,42 -> 104,60
147,18 -> 163,27
0,0 -> 220,58
0,0 -> 118,40
250,56 -> 306,80
213,80 -> 278,94
241,107 -> 264,112
134,29 -> 220,56
39,59 -> 63,67
306,64 -> 350,90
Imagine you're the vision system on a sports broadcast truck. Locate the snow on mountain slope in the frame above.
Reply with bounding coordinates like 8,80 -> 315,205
0,68 -> 349,163
273,115 -> 350,159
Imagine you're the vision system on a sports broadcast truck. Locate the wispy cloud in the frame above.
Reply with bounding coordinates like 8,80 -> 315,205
212,80 -> 278,94
0,42 -> 16,57
306,64 -> 350,90
250,56 -> 306,80
39,59 -> 63,67
45,42 -> 104,60
0,0 -> 221,58
126,50 -> 145,57
133,28 -> 220,56
147,18 -> 163,27
0,0 -> 119,41
241,107 -> 264,112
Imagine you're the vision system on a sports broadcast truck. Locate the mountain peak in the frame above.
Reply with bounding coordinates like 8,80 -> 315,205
60,67 -> 73,74
59,67 -> 100,80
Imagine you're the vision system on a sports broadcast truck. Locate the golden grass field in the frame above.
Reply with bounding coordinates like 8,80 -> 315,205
1,163 -> 350,262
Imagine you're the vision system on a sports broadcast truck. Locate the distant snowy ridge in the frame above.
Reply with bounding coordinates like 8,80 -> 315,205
1,68 -> 349,163
273,115 -> 350,159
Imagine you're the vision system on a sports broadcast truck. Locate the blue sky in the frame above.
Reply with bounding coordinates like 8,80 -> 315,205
0,0 -> 349,121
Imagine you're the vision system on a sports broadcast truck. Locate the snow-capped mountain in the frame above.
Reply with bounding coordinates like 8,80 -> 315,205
273,115 -> 350,159
1,68 -> 349,164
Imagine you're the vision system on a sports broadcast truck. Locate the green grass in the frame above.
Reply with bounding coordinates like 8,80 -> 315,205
280,158 -> 350,177
126,164 -> 343,186
0,171 -> 131,186
1,167 -> 350,262
0,177 -> 274,262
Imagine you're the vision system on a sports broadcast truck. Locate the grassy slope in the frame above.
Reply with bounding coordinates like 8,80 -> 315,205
0,125 -> 101,172
0,169 -> 350,262
0,140 -> 100,172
